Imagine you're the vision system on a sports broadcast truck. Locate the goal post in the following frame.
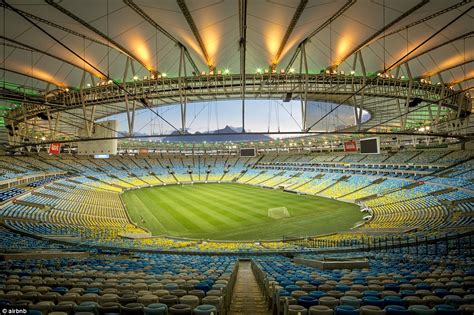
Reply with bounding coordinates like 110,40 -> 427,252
268,207 -> 290,219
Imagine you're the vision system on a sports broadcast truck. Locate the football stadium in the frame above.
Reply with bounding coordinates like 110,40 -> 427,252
0,0 -> 473,314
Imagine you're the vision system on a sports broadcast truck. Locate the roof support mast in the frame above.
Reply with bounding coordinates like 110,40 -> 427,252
239,0 -> 248,132
333,0 -> 429,69
3,0 -> 182,135
285,0 -> 356,73
305,1 -> 471,132
123,0 -> 200,75
178,46 -> 187,133
123,57 -> 136,137
300,43 -> 308,131
271,0 -> 308,69
45,0 -> 151,74
177,0 -> 214,71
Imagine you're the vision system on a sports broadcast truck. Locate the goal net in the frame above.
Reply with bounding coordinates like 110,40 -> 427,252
268,207 -> 290,219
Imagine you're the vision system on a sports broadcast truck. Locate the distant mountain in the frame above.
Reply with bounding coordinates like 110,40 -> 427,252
161,126 -> 272,143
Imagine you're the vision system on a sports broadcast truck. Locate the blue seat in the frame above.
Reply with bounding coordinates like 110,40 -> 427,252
298,295 -> 318,308
408,305 -> 436,315
362,296 -> 385,308
309,291 -> 327,299
443,295 -> 463,308
285,285 -> 301,293
85,288 -> 100,295
385,283 -> 400,293
433,304 -> 462,315
335,284 -> 351,292
144,303 -> 168,315
353,279 -> 366,285
384,305 -> 412,315
384,296 -> 408,307
363,290 -> 382,298
416,283 -> 431,291
194,283 -> 210,293
280,280 -> 294,287
52,287 -> 68,295
335,305 -> 359,315
400,290 -> 417,298
433,289 -> 449,298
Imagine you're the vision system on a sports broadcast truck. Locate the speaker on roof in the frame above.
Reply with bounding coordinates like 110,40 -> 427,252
459,110 -> 471,119
37,112 -> 52,120
407,97 -> 422,107
77,120 -> 117,156
283,92 -> 292,102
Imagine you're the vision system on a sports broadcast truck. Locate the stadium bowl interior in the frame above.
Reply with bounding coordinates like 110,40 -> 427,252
0,1 -> 473,314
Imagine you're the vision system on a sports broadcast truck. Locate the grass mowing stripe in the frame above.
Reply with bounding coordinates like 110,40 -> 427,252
151,188 -> 216,233
165,185 -> 238,229
190,185 -> 268,220
183,186 -> 264,223
152,190 -> 201,232
190,185 -> 262,223
145,187 -> 192,232
169,188 -> 233,230
200,184 -> 333,218
123,194 -> 168,233
122,183 -> 362,240
127,188 -> 187,233
149,186 -> 244,231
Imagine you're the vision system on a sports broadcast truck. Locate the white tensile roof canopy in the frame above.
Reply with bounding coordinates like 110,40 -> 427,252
0,0 -> 472,145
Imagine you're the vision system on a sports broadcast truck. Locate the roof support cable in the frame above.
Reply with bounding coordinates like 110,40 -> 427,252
2,0 -> 181,134
305,5 -> 473,132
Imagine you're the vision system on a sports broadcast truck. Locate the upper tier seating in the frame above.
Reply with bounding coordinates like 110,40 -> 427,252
0,150 -> 472,253
0,188 -> 25,202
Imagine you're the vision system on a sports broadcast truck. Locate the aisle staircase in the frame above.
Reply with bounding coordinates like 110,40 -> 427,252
229,261 -> 270,315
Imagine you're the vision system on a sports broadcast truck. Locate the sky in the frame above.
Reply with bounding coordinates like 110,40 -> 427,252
101,99 -> 369,137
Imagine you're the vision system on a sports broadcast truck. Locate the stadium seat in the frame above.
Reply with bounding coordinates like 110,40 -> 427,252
193,304 -> 217,315
298,295 -> 318,308
319,296 -> 339,309
122,303 -> 144,315
97,302 -> 121,315
340,295 -> 361,308
308,305 -> 334,315
169,303 -> 192,314
407,305 -> 436,315
288,304 -> 308,315
384,305 -> 411,315
335,305 -> 359,315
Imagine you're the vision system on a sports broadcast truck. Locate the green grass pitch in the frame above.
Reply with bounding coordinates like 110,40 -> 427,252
122,183 -> 362,240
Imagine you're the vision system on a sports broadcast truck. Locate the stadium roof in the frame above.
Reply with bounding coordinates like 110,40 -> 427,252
0,0 -> 473,147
